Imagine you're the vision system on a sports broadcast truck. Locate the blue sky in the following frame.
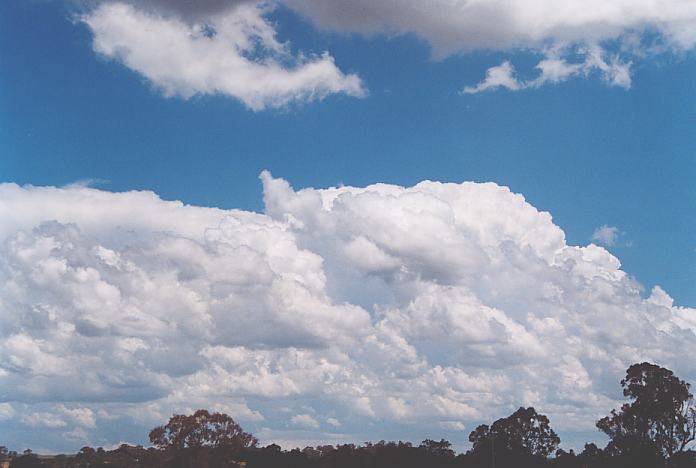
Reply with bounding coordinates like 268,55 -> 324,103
1,0 -> 696,454
3,1 -> 694,305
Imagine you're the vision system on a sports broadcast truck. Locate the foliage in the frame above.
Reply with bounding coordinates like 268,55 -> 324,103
419,438 -> 455,458
468,406 -> 560,459
597,362 -> 696,459
148,409 -> 258,451
7,363 -> 696,468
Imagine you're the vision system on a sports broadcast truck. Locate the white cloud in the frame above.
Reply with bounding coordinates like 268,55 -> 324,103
531,58 -> 583,87
81,2 -> 365,111
592,224 -> 621,246
462,61 -> 522,94
582,44 -> 633,88
284,0 -> 687,90
0,403 -> 15,420
284,0 -> 696,55
20,412 -> 68,429
64,427 -> 90,443
326,417 -> 341,427
291,414 -> 320,429
60,406 -> 97,428
77,0 -> 696,96
464,46 -> 632,94
101,0 -> 696,60
1,175 -> 695,451
439,421 -> 466,431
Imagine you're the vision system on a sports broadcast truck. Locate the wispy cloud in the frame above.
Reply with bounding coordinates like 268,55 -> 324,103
463,45 -> 632,94
592,224 -> 621,246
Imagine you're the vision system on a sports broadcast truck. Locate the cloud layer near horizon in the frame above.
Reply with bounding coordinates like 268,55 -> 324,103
1,174 -> 695,451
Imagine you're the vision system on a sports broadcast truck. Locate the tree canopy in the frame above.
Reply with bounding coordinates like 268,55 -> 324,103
469,406 -> 560,458
8,363 -> 696,468
597,362 -> 696,459
148,409 -> 258,451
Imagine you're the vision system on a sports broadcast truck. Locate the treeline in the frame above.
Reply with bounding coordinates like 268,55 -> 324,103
4,362 -> 696,468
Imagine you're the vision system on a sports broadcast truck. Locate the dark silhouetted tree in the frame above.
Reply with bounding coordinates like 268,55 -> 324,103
578,441 -> 607,466
469,406 -> 560,459
554,448 -> 581,468
597,362 -> 696,460
419,439 -> 455,458
149,409 -> 258,451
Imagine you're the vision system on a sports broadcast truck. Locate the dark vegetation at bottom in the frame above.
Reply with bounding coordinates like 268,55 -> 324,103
4,362 -> 696,468
7,442 -> 696,468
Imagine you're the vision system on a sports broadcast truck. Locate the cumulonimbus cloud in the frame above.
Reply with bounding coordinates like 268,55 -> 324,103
80,2 -> 365,110
1,174 -> 695,451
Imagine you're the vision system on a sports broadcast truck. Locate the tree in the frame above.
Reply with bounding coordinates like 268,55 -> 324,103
469,406 -> 560,458
419,438 -> 455,457
597,362 -> 696,459
11,450 -> 40,468
578,442 -> 606,464
149,409 -> 258,451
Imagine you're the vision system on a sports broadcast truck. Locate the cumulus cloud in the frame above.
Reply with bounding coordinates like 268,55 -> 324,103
20,412 -> 68,429
61,406 -> 97,428
291,414 -> 320,429
99,0 -> 251,23
75,0 -> 696,97
0,403 -> 15,420
283,0 -> 691,90
462,61 -> 522,94
284,0 -> 696,54
1,175 -> 695,451
463,46 -> 632,93
80,2 -> 365,110
592,224 -> 621,246
326,417 -> 341,427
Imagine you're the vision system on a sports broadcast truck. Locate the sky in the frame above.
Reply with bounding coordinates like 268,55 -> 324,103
1,0 -> 696,454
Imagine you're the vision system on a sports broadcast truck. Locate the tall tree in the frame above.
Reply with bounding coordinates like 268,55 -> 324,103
149,409 -> 258,451
469,406 -> 560,458
597,362 -> 696,459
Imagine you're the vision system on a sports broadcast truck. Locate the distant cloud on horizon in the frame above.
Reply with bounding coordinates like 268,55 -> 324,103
1,174 -> 695,451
